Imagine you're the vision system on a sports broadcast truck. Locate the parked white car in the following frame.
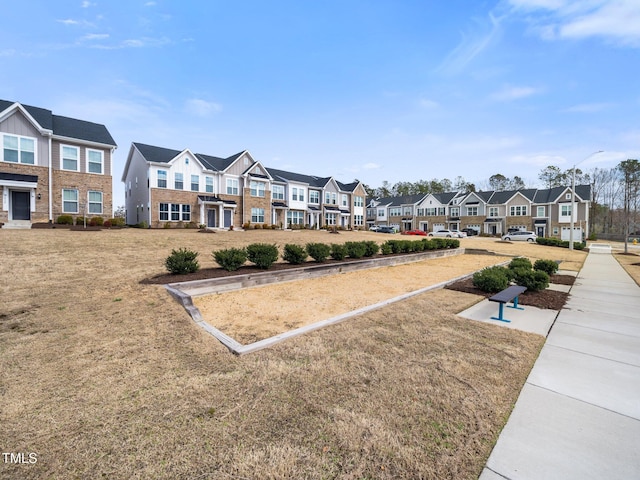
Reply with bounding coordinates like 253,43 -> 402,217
502,231 -> 537,242
428,229 -> 462,238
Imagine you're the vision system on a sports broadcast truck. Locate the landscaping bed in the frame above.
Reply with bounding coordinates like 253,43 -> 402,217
445,274 -> 575,310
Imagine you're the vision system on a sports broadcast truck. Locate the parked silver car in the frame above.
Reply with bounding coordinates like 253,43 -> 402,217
502,231 -> 537,242
428,229 -> 462,238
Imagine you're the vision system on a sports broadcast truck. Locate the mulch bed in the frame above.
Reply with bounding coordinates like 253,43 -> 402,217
445,274 -> 576,310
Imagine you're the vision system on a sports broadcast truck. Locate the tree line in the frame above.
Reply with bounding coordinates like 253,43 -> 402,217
360,160 -> 640,242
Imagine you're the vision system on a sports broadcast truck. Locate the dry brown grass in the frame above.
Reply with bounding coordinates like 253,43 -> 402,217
0,229 -> 584,479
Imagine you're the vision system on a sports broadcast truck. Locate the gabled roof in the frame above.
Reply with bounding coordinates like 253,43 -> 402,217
432,191 -> 459,205
0,99 -> 116,146
133,142 -> 183,164
266,167 -> 331,188
337,180 -> 361,193
534,185 -> 591,203
196,151 -> 247,172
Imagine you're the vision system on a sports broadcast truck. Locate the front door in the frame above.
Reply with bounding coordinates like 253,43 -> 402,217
207,209 -> 217,228
11,191 -> 30,220
536,226 -> 545,237
223,209 -> 232,228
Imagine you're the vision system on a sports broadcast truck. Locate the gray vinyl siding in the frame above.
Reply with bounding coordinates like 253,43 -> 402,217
0,110 -> 50,167
124,148 -> 152,225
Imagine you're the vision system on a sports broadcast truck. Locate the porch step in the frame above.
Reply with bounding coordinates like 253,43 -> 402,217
1,220 -> 32,229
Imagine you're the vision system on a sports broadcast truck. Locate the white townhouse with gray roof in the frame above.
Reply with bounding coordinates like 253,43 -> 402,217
0,100 -> 117,228
122,142 -> 367,230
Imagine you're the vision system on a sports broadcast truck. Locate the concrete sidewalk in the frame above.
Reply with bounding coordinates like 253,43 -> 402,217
480,249 -> 640,480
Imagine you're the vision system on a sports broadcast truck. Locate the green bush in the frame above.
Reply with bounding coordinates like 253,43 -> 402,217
282,244 -> 308,264
56,215 -> 73,225
509,257 -> 532,271
213,247 -> 247,271
165,248 -> 200,274
246,243 -> 279,269
89,216 -> 104,227
330,243 -> 347,260
345,241 -> 367,259
534,259 -> 559,276
380,242 -> 393,255
473,266 -> 510,293
363,241 -> 380,257
75,216 -> 87,226
445,239 -> 460,249
513,269 -> 549,292
109,217 -> 125,227
306,242 -> 331,262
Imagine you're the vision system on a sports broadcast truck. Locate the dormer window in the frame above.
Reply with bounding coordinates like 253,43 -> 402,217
185,157 -> 189,165
565,193 -> 571,200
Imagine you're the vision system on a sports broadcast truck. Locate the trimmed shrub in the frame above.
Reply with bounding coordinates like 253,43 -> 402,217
165,248 -> 200,274
103,220 -> 112,228
75,216 -> 87,226
213,247 -> 247,271
282,244 -> 308,264
246,243 -> 279,269
345,241 -> 367,259
445,239 -> 460,249
513,269 -> 550,292
509,257 -> 532,271
473,266 -> 510,293
363,241 -> 379,257
110,217 -> 126,227
89,216 -> 104,227
380,242 -> 393,255
56,215 -> 73,225
330,243 -> 347,260
306,242 -> 331,262
534,259 -> 559,276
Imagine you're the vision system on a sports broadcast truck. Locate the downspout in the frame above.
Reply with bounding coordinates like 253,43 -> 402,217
48,136 -> 53,222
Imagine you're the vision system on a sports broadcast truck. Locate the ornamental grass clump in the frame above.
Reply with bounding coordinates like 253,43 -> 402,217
165,248 -> 200,275
282,244 -> 308,264
246,243 -> 279,269
306,242 -> 331,262
213,247 -> 247,272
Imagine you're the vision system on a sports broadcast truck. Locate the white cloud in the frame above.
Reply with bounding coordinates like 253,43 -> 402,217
185,98 -> 223,117
562,102 -> 613,113
82,33 -> 109,41
507,0 -> 640,47
58,19 -> 80,26
418,98 -> 439,109
0,49 -> 16,57
363,162 -> 381,170
490,85 -> 541,101
81,1 -> 96,7
144,1 -> 157,6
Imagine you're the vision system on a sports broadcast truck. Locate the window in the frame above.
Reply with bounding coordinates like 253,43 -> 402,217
250,180 -> 265,197
309,191 -> 319,204
157,170 -> 167,188
354,214 -> 363,226
331,193 -> 337,204
171,204 -> 180,220
3,134 -> 35,164
450,207 -> 460,217
226,178 -> 239,195
174,173 -> 183,190
325,212 -> 336,225
61,145 -> 79,171
287,210 -> 304,225
342,194 -> 348,207
377,209 -> 385,217
509,205 -> 527,216
466,206 -> 478,216
272,185 -> 284,200
425,208 -> 437,216
160,203 -> 169,221
354,196 -> 364,207
63,189 -> 78,213
88,191 -> 103,214
488,207 -> 499,217
537,206 -> 545,217
191,175 -> 199,192
182,204 -> 191,221
438,207 -> 446,215
403,206 -> 412,215
251,207 -> 265,223
292,187 -> 304,202
561,204 -> 572,217
205,176 -> 214,193
87,149 -> 103,174
325,192 -> 330,204
389,207 -> 401,216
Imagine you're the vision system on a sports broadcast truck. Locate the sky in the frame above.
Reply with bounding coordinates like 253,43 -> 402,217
2,0 -> 640,209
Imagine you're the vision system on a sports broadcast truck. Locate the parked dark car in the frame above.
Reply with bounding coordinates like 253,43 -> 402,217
460,228 -> 478,236
378,226 -> 396,234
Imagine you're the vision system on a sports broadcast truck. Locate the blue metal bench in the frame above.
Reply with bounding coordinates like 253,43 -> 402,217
488,285 -> 527,322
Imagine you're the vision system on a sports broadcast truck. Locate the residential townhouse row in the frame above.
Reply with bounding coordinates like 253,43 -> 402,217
1,99 -> 591,239
122,142 -> 368,229
369,185 -> 592,241
0,100 -> 116,227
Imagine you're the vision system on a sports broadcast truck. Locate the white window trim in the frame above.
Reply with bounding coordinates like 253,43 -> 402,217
2,133 -> 37,165
157,170 -> 167,189
226,177 -> 239,195
88,191 -> 103,214
61,145 -> 80,172
87,149 -> 104,175
62,188 -> 79,214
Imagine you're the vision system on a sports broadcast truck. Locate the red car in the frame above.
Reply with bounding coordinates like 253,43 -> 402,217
401,229 -> 427,236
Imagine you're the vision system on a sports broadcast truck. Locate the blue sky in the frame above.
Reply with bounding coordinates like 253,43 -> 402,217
2,0 -> 640,207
